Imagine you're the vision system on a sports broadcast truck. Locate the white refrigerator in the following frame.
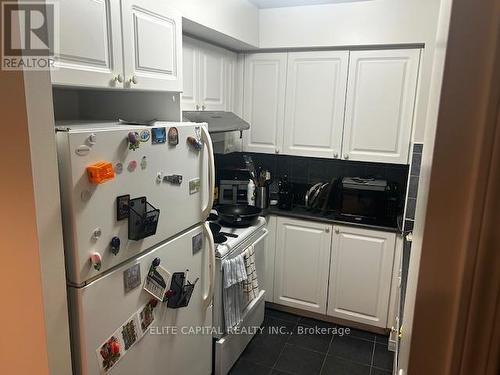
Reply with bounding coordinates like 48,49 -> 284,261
56,121 -> 215,375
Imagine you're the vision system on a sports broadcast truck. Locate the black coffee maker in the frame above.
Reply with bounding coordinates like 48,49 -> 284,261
278,175 -> 293,210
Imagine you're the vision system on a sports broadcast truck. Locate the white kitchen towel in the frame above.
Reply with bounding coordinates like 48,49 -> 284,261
243,245 -> 259,305
222,255 -> 248,331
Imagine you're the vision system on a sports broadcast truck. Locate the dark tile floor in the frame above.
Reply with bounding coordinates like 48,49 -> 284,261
229,308 -> 394,375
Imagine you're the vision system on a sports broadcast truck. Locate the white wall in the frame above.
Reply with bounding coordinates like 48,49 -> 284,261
167,0 -> 259,47
24,71 -> 73,374
258,0 -> 441,142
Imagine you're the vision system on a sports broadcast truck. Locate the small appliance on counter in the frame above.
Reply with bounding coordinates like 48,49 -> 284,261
333,177 -> 402,227
277,175 -> 293,210
219,179 -> 250,205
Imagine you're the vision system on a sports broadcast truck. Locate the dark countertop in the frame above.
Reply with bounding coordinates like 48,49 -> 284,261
263,205 -> 402,234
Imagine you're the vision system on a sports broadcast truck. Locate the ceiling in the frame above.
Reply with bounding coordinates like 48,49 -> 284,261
248,0 -> 371,9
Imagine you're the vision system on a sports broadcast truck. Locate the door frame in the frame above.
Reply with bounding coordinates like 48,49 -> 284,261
400,0 -> 500,373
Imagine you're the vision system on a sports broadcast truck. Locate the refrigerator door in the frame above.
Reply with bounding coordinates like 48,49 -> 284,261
56,121 -> 214,285
68,224 -> 214,375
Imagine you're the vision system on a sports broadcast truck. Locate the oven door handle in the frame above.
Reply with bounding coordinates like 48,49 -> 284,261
202,221 -> 216,310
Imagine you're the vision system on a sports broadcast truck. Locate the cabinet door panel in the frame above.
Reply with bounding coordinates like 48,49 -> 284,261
182,37 -> 199,110
343,49 -> 420,164
264,216 -> 277,302
283,51 -> 348,158
243,53 -> 287,154
121,0 -> 182,91
328,226 -> 396,328
274,217 -> 331,314
199,43 -> 226,110
51,0 -> 123,88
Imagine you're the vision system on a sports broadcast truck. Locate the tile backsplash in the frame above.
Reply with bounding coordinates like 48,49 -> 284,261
215,152 -> 409,205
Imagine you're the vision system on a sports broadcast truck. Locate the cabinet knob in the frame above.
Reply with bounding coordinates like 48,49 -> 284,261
343,153 -> 349,160
113,74 -> 123,83
128,75 -> 138,85
275,148 -> 280,154
202,104 -> 206,111
333,152 -> 339,159
334,227 -> 340,234
196,104 -> 200,111
325,227 -> 330,233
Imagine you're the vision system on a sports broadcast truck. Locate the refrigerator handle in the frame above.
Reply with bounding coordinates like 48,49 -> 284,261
202,222 -> 216,310
200,124 -> 215,220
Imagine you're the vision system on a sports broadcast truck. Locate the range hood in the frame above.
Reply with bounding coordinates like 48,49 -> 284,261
182,111 -> 250,134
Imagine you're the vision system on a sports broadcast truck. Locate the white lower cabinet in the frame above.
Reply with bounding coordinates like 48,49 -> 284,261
274,217 -> 331,314
263,215 -> 277,302
327,226 -> 396,328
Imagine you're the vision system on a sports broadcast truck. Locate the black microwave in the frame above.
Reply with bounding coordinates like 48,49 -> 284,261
334,177 -> 400,227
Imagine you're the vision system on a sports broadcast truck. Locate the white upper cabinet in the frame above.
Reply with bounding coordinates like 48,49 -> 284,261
342,49 -> 421,164
198,43 -> 226,111
52,0 -> 182,91
181,37 -> 235,111
283,51 -> 349,158
182,37 -> 200,110
274,217 -> 331,314
51,0 -> 123,88
327,226 -> 396,328
243,53 -> 287,154
121,0 -> 182,91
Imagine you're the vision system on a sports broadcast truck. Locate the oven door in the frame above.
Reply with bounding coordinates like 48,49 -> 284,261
213,226 -> 268,338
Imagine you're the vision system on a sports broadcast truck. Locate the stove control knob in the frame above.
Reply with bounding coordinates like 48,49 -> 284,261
90,252 -> 102,271
110,237 -> 121,255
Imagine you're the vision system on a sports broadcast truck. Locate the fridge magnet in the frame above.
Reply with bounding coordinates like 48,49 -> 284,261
127,132 -> 140,150
123,263 -> 141,293
139,130 -> 150,142
121,318 -> 138,350
151,127 -> 166,144
143,261 -> 171,301
138,299 -> 158,336
97,336 -> 121,373
168,127 -> 179,146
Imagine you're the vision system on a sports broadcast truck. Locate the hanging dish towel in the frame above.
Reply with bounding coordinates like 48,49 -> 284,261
222,254 -> 247,331
243,245 -> 259,305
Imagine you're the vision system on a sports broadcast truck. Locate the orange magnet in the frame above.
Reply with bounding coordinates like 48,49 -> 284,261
86,161 -> 115,184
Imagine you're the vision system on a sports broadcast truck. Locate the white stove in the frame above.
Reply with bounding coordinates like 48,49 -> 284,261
210,214 -> 268,375
213,216 -> 267,257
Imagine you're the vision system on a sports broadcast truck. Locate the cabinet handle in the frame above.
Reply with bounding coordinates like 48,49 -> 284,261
202,104 -> 206,111
196,104 -> 200,111
343,153 -> 349,160
113,74 -> 123,83
128,75 -> 138,85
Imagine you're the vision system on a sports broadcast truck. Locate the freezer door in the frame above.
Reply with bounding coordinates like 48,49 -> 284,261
57,122 -> 214,285
68,225 -> 213,375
